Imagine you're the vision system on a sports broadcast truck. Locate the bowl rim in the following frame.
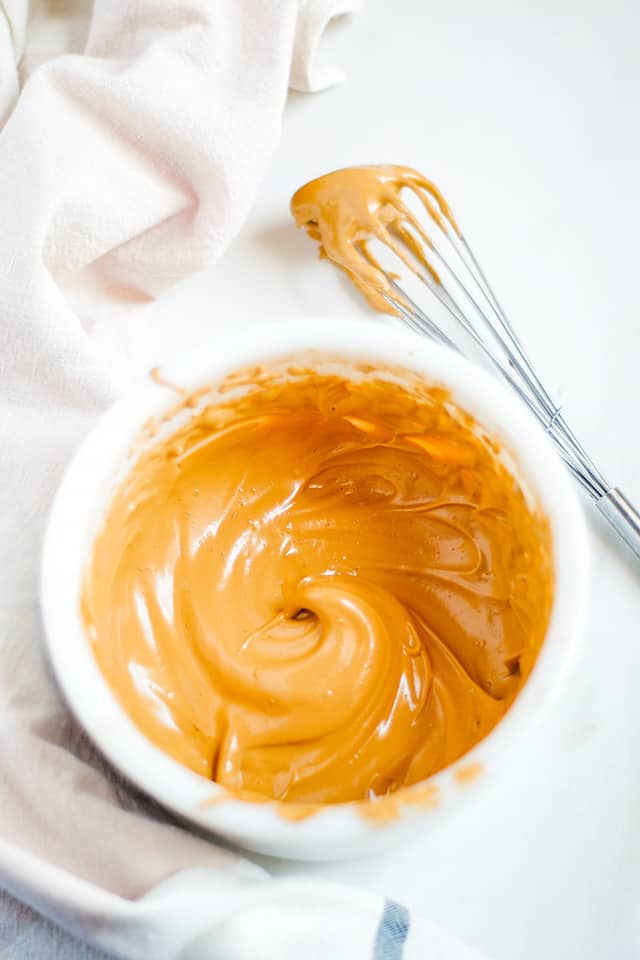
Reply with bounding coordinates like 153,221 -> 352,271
40,317 -> 589,858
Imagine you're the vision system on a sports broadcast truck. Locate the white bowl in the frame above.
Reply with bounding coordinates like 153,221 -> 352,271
41,318 -> 588,860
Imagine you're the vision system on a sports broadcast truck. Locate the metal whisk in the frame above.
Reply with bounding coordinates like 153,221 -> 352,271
292,166 -> 640,561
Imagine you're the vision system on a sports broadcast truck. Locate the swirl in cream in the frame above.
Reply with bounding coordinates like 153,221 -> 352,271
83,365 -> 552,804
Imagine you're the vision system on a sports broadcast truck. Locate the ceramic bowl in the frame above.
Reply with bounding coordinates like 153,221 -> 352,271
41,318 -> 588,859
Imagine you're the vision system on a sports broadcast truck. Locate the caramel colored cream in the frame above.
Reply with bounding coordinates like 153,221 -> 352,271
291,164 -> 458,313
83,365 -> 552,805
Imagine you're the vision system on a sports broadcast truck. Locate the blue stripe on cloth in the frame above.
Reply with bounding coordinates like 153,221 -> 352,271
372,898 -> 411,959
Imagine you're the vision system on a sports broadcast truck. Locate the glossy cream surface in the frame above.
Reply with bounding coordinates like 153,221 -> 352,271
291,164 -> 459,312
83,365 -> 552,804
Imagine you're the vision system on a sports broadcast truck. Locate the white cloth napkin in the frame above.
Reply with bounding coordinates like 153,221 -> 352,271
0,2 -> 488,957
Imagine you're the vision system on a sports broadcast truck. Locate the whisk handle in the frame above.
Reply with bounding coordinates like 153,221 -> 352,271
596,488 -> 640,561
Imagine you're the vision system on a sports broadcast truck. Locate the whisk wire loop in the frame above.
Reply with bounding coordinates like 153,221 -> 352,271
380,208 -> 640,558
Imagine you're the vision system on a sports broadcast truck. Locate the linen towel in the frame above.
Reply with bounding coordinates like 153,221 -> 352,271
0,1 -> 488,956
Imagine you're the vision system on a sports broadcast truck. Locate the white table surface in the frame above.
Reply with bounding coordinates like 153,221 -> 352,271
12,1 -> 640,957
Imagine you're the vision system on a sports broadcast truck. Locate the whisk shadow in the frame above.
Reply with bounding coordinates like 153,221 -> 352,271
254,219 -> 315,265
255,219 -> 374,315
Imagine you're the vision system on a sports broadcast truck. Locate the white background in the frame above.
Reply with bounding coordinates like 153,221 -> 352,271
28,1 -> 640,957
